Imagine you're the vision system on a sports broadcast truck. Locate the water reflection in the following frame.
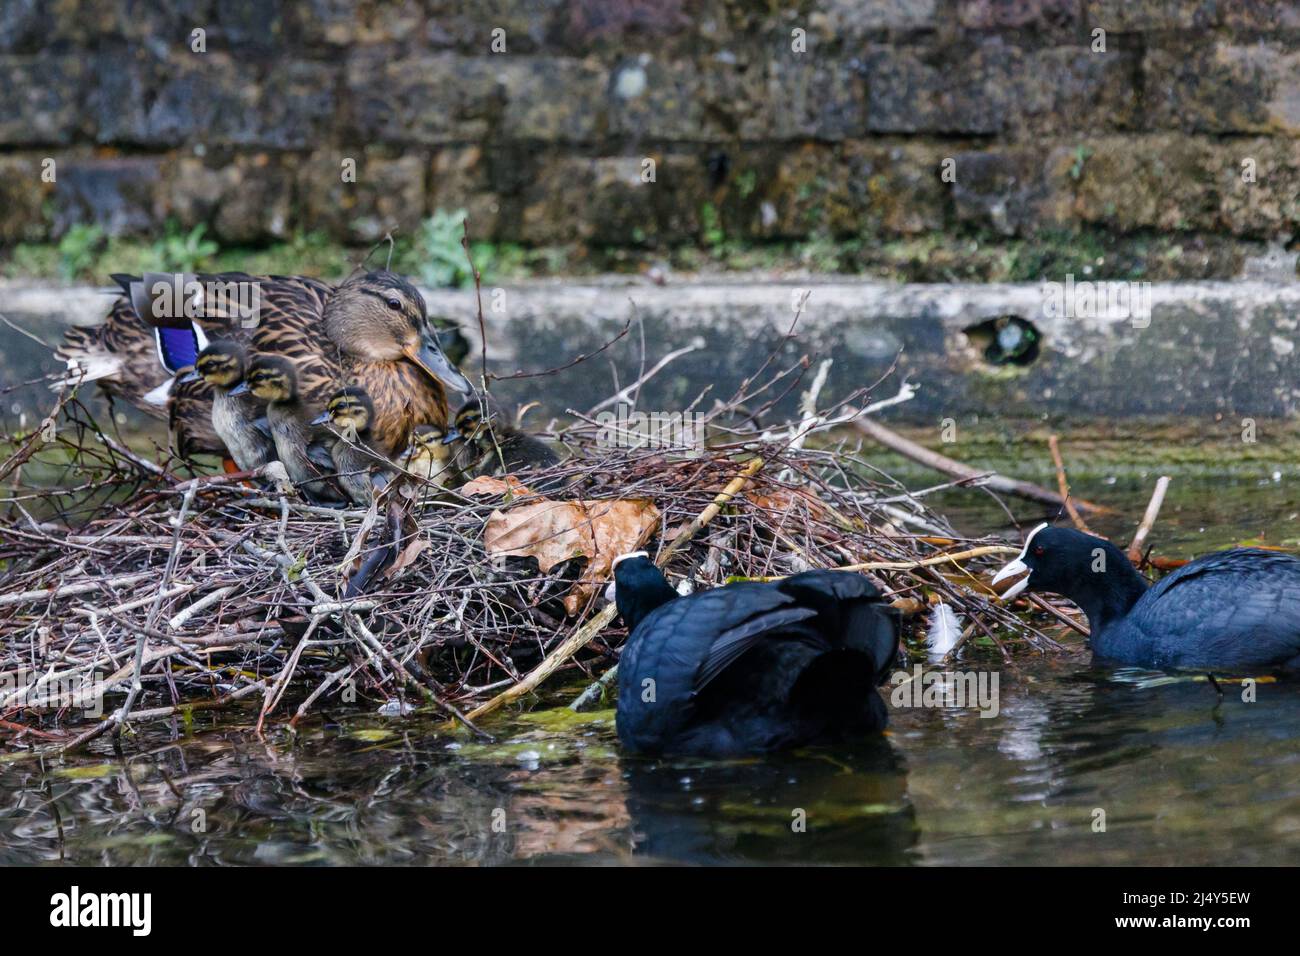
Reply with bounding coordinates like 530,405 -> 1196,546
2,661 -> 1298,866
619,740 -> 915,864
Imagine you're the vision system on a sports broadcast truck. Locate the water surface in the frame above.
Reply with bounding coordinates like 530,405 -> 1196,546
3,466 -> 1299,865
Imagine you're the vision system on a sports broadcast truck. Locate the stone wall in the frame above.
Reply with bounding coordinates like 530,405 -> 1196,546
2,0 -> 1299,260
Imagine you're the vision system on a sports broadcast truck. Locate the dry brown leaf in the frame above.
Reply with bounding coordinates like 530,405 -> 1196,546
484,497 -> 660,615
460,475 -> 533,497
383,536 -> 432,581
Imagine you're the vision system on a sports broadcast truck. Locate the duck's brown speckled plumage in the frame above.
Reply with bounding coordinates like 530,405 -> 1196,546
358,359 -> 450,455
59,295 -> 171,411
168,374 -> 222,459
56,271 -> 468,461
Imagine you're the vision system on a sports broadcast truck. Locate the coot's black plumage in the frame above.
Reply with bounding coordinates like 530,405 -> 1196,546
992,525 -> 1300,672
609,554 -> 900,756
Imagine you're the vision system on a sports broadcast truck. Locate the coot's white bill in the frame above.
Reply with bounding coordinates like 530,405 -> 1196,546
991,522 -> 1048,602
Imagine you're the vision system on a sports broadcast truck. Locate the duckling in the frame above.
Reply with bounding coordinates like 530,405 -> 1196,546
180,340 -> 276,471
310,386 -> 396,507
54,270 -> 472,461
402,423 -> 461,488
339,420 -> 461,598
340,422 -> 460,597
232,355 -> 347,505
445,400 -> 560,479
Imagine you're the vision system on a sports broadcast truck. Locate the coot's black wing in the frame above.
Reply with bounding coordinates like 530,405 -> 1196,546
1128,549 -> 1300,670
618,583 -> 806,751
777,570 -> 900,678
695,606 -> 821,689
617,572 -> 899,753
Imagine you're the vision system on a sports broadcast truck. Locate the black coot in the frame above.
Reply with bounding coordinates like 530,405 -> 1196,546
608,553 -> 900,756
992,524 -> 1300,672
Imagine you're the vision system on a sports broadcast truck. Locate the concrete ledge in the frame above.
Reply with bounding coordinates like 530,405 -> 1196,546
4,278 -> 1299,422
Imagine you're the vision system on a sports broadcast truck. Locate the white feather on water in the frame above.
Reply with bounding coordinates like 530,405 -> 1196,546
927,602 -> 964,661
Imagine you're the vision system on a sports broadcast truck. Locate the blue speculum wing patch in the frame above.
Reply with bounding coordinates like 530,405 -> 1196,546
153,326 -> 204,374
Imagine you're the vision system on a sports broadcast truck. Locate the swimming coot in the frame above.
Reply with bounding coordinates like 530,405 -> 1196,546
607,553 -> 900,756
992,524 -> 1300,672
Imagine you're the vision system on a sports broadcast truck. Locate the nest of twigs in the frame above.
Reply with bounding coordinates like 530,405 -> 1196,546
0,371 -> 1057,752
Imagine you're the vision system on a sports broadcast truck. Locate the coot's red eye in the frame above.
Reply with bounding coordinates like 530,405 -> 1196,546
1033,546 -> 1045,556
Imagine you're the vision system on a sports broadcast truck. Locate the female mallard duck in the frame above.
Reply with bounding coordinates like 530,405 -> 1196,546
311,386 -> 396,506
180,340 -> 276,471
234,355 -> 347,505
55,270 -> 472,461
445,399 -> 560,478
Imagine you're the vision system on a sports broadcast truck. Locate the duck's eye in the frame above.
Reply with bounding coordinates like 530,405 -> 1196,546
386,298 -> 401,311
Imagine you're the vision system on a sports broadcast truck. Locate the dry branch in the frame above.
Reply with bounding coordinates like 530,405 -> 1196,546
1048,434 -> 1092,533
1128,475 -> 1172,565
853,416 -> 1110,515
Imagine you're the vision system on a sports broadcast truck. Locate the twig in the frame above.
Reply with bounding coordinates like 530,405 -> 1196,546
585,339 -> 704,415
167,585 -> 235,630
114,485 -> 194,738
41,681 -> 268,758
833,544 -> 1018,574
853,416 -> 1110,515
0,572 -> 157,608
461,219 -> 489,390
99,434 -> 168,478
494,311 -> 634,381
1127,475 -> 1172,565
1028,594 -> 1090,636
662,455 -> 767,562
569,664 -> 619,712
1048,434 -> 1091,533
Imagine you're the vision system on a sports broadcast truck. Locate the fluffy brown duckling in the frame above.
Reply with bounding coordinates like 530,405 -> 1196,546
402,423 -> 461,488
342,423 -> 459,598
181,340 -> 276,472
445,400 -> 560,479
311,386 -> 397,507
233,355 -> 347,505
